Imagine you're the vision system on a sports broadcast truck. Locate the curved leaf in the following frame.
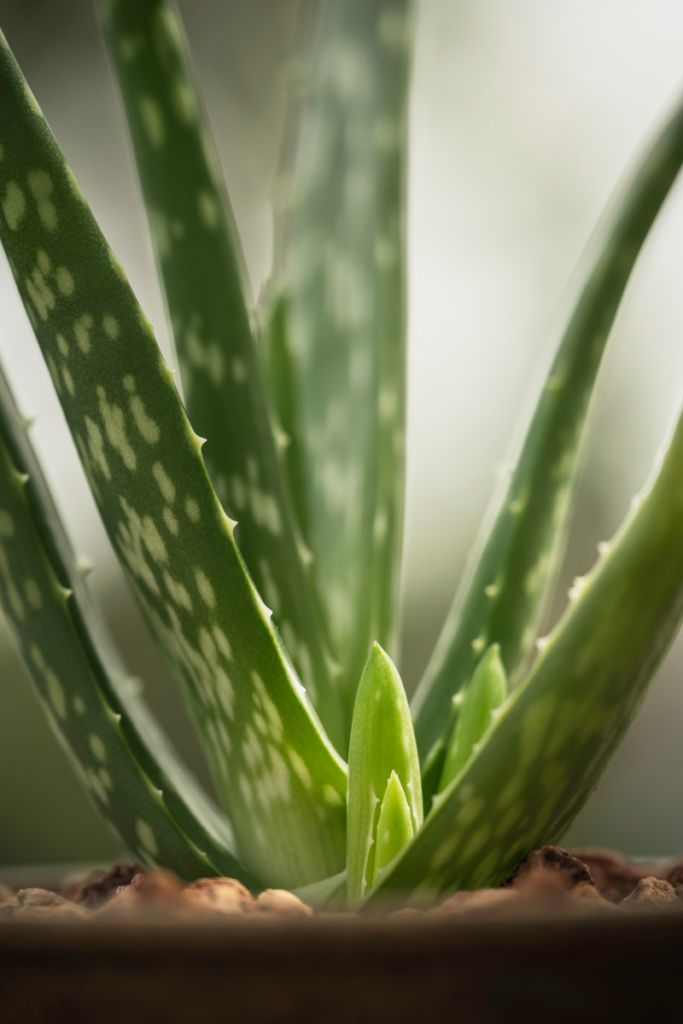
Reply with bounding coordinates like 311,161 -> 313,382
438,643 -> 507,793
412,91 -> 683,772
99,0 -> 346,753
367,397 -> 683,903
0,364 -> 258,883
0,29 -> 346,888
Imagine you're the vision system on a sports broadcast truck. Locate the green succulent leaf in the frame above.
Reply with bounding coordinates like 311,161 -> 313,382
412,92 -> 683,772
98,0 -> 346,754
272,0 -> 413,719
0,29 -> 346,889
372,770 -> 413,886
346,642 -> 421,904
0,363 -> 259,884
293,868 -> 348,911
259,290 -> 313,577
418,694 -> 461,811
438,643 -> 507,794
366,400 -> 683,905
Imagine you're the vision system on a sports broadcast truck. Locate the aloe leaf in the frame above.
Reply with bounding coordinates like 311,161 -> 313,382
0,364 -> 259,884
438,643 -> 507,793
347,643 -> 421,904
98,0 -> 346,753
366,403 -> 683,904
293,869 -> 347,911
0,30 -> 346,889
0,363 -> 255,882
418,690 -> 466,808
273,0 -> 413,716
372,770 -> 413,885
259,290 -> 312,563
412,93 -> 683,768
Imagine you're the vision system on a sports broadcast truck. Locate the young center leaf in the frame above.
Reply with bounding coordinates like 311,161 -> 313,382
372,769 -> 414,886
412,90 -> 683,773
0,362 -> 258,885
0,29 -> 346,889
99,0 -> 346,754
271,0 -> 414,720
346,642 -> 421,904
438,643 -> 507,794
366,394 -> 683,904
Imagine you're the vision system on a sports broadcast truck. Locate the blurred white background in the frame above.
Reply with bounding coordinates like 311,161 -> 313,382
2,0 -> 683,863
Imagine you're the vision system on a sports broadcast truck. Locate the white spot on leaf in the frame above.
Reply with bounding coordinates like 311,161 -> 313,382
152,462 -> 175,503
194,567 -> 215,608
103,313 -> 119,339
185,497 -> 200,522
74,314 -> 93,354
135,818 -> 158,856
27,170 -> 57,231
97,386 -> 137,469
56,266 -> 74,297
138,95 -> 165,148
162,507 -> 179,535
2,181 -> 25,230
128,396 -> 159,444
85,416 -> 110,479
89,734 -> 107,763
197,189 -> 218,229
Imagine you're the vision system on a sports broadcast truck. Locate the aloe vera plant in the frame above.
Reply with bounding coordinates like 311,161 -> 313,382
2,0 -> 683,907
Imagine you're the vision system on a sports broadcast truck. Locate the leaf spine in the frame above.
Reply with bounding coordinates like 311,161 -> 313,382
471,634 -> 486,655
567,576 -> 586,601
75,554 -> 94,576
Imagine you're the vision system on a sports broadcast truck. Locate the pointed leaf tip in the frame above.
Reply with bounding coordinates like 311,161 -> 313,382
347,643 -> 422,904
372,770 -> 413,886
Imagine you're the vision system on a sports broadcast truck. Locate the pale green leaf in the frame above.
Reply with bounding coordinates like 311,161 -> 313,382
372,770 -> 413,885
438,644 -> 507,794
272,0 -> 414,720
346,642 -> 421,904
367,398 -> 683,903
412,92 -> 683,774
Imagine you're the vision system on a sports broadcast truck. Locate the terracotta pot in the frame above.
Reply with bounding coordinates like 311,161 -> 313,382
1,906 -> 681,1023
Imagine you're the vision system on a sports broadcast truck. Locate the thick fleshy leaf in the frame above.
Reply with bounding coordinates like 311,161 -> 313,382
418,694 -> 460,809
260,291 -> 312,575
0,30 -> 346,889
293,869 -> 347,911
366,401 -> 683,904
438,643 -> 507,793
272,0 -> 413,719
0,364 -> 258,884
372,770 -> 413,885
346,643 -> 421,904
99,0 -> 346,753
412,92 -> 683,772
